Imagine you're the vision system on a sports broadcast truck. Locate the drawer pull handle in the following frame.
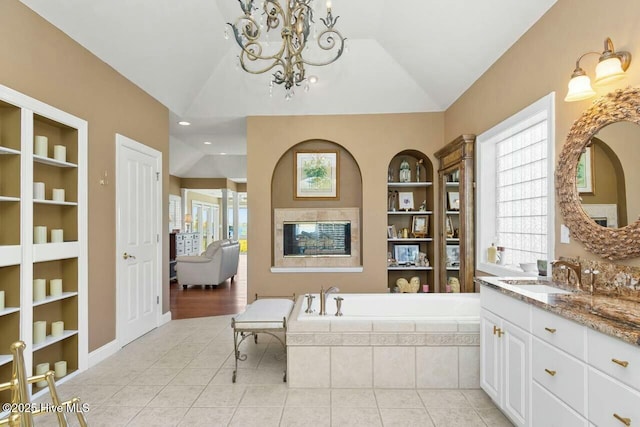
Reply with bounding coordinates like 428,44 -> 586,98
544,327 -> 557,333
612,358 -> 630,368
613,413 -> 631,426
544,369 -> 556,376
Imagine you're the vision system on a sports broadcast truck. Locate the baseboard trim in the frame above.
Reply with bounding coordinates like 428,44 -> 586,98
160,310 -> 172,326
88,339 -> 121,368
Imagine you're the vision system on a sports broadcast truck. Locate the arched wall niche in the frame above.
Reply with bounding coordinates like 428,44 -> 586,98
271,139 -> 363,267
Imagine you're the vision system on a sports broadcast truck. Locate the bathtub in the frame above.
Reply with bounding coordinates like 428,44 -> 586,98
287,293 -> 481,389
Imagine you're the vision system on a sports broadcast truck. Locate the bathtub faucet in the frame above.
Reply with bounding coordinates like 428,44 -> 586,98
319,286 -> 340,316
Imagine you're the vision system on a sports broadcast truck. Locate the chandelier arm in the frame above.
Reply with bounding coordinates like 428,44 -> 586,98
301,29 -> 346,67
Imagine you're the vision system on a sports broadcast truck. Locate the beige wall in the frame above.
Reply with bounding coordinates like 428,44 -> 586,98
445,0 -> 640,267
169,175 -> 182,196
247,113 -> 444,299
0,1 -> 170,350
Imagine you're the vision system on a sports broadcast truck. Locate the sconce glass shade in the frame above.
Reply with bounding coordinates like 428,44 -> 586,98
564,74 -> 596,102
594,56 -> 626,86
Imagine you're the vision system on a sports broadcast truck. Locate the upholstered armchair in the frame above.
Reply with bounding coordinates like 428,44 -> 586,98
175,239 -> 240,288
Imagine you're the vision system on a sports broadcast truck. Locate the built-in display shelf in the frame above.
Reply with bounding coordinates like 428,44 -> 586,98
0,354 -> 11,367
0,146 -> 20,155
446,211 -> 460,215
446,182 -> 460,187
33,155 -> 77,168
33,241 -> 79,262
33,292 -> 78,308
0,307 -> 20,317
0,246 -> 21,267
387,182 -> 433,187
446,267 -> 460,271
33,330 -> 78,352
0,196 -> 20,202
33,199 -> 78,206
388,266 -> 433,271
387,211 -> 433,215
446,238 -> 460,242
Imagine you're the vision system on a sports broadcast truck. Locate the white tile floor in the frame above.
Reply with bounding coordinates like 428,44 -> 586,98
33,315 -> 513,426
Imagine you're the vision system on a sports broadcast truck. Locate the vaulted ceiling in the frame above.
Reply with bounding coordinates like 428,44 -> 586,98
20,0 -> 557,180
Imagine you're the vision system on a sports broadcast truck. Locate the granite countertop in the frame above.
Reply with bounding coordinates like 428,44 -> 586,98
475,276 -> 640,347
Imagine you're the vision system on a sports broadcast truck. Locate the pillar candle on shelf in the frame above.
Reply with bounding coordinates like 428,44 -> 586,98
52,188 -> 65,202
35,362 -> 49,388
34,135 -> 48,157
54,361 -> 67,379
50,279 -> 63,296
51,321 -> 64,337
0,290 -> 4,310
51,229 -> 64,243
53,145 -> 66,162
34,226 -> 47,244
33,321 -> 46,345
33,182 -> 45,200
33,279 -> 46,302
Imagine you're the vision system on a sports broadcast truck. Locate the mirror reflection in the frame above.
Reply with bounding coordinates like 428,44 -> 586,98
578,121 -> 640,228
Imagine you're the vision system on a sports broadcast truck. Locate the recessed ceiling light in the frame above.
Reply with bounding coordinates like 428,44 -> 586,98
308,75 -> 319,84
220,152 -> 227,155
203,141 -> 212,145
178,121 -> 191,126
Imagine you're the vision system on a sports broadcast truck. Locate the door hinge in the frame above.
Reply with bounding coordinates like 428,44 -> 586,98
156,172 -> 159,181
157,296 -> 159,304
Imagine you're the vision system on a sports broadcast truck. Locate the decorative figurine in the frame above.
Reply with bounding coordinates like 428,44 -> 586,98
415,158 -> 424,182
419,200 -> 427,212
388,166 -> 394,182
418,252 -> 429,267
448,277 -> 461,293
399,158 -> 411,182
388,190 -> 398,211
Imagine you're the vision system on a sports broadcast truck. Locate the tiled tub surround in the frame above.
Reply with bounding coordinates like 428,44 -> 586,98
477,276 -> 640,346
287,293 -> 481,389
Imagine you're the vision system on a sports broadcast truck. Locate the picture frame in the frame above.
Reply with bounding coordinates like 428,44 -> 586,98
387,224 -> 397,239
446,245 -> 460,267
445,216 -> 454,238
576,145 -> 595,195
398,191 -> 414,210
411,215 -> 429,237
447,191 -> 460,211
294,150 -> 340,200
394,244 -> 420,265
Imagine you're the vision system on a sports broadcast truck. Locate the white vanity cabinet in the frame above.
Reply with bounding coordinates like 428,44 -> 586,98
480,286 -> 531,427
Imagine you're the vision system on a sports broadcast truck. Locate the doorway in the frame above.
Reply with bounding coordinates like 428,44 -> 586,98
115,134 -> 162,346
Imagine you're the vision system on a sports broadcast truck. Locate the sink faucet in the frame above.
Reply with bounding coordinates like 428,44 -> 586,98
319,286 -> 340,316
551,260 -> 582,290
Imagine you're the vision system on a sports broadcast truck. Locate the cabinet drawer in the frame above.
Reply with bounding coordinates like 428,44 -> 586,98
532,306 -> 586,360
588,368 -> 640,427
176,234 -> 185,242
532,382 -> 587,427
588,329 -> 640,391
480,286 -> 531,331
532,338 -> 587,415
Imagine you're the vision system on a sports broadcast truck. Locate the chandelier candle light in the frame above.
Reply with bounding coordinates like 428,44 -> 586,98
227,0 -> 346,98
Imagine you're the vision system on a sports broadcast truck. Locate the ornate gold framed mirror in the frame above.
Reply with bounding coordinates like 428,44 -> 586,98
557,87 -> 640,260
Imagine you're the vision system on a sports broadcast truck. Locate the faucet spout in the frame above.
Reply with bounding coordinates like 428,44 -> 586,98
551,260 -> 582,290
319,286 -> 340,316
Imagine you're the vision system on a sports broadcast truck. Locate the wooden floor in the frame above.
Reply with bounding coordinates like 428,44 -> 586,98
169,253 -> 248,319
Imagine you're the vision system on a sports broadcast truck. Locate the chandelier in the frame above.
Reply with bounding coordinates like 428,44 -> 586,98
227,0 -> 346,97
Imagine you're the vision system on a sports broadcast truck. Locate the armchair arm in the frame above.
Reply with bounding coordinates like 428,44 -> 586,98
175,255 -> 212,263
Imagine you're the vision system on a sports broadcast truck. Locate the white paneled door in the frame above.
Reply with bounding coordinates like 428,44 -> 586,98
116,134 -> 162,346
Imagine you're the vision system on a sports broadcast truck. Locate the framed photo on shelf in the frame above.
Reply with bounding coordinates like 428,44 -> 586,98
398,192 -> 414,210
387,224 -> 397,239
411,215 -> 429,237
394,244 -> 419,265
446,245 -> 460,267
576,145 -> 595,195
447,191 -> 460,211
294,150 -> 340,200
445,216 -> 454,238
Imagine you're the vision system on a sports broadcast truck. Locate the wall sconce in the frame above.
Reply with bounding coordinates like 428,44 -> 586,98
565,37 -> 632,102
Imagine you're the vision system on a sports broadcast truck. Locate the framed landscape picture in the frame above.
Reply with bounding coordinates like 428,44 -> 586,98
294,150 -> 340,200
446,245 -> 460,267
394,244 -> 420,265
411,215 -> 429,237
576,145 -> 594,195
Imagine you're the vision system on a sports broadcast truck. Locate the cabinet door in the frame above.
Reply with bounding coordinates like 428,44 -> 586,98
481,309 -> 501,404
502,320 -> 531,427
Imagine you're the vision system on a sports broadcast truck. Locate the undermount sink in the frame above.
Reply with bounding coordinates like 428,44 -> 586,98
498,279 -> 572,295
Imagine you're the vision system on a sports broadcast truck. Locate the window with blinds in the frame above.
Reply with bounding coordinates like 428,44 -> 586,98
495,112 -> 548,265
476,92 -> 555,275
